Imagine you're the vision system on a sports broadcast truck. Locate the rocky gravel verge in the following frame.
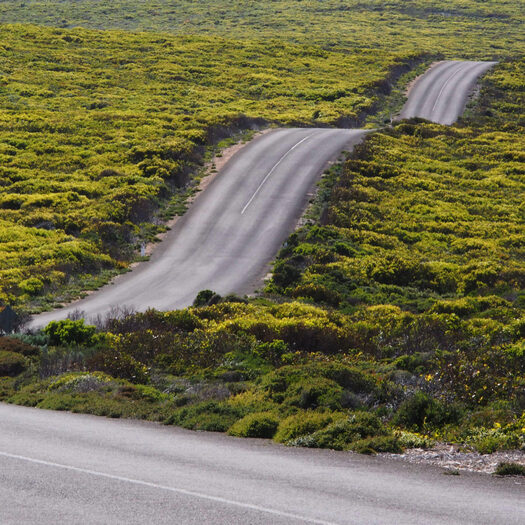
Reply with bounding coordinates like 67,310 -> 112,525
380,444 -> 525,475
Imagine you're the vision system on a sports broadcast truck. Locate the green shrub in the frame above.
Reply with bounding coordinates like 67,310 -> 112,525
19,277 -> 44,296
133,384 -> 168,403
166,401 -> 245,432
274,411 -> 337,443
305,412 -> 389,450
0,377 -> 17,400
291,284 -> 342,307
44,319 -> 97,346
182,413 -> 230,431
193,290 -> 221,307
37,393 -> 78,412
284,377 -> 343,410
394,353 -> 432,374
228,412 -> 280,438
393,393 -> 463,431
394,430 -> 434,449
349,435 -> 402,454
465,427 -> 521,454
8,391 -> 45,406
494,462 -> 525,476
258,363 -> 378,408
255,340 -> 289,365
272,262 -> 301,289
0,351 -> 28,376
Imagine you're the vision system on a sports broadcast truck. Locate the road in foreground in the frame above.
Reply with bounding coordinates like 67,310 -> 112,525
0,404 -> 523,525
30,60 -> 495,327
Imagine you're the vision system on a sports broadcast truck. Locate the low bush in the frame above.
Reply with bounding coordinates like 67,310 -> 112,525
44,319 -> 97,347
0,351 -> 28,376
349,435 -> 402,455
227,412 -> 280,438
227,390 -> 277,412
284,377 -> 343,410
193,290 -> 221,307
37,393 -> 78,412
8,391 -> 45,406
307,412 -> 389,449
393,393 -> 464,431
258,363 -> 379,410
274,411 -> 337,443
394,430 -> 434,449
48,371 -> 113,392
166,401 -> 246,432
463,427 -> 522,454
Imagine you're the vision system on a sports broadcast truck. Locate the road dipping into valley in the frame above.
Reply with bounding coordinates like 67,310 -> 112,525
29,60 -> 496,328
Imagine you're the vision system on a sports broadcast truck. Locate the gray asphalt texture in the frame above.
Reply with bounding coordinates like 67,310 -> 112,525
30,60 -> 495,329
1,404 -> 523,525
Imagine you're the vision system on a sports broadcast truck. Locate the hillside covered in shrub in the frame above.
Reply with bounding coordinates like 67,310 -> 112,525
0,3 -> 523,458
0,24 -> 409,310
1,0 -> 524,311
272,60 -> 524,316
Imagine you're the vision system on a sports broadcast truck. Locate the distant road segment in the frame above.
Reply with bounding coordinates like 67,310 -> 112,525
1,404 -> 523,525
399,60 -> 497,125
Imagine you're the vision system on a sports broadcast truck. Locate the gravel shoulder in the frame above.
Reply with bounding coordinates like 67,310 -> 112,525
381,444 -> 525,475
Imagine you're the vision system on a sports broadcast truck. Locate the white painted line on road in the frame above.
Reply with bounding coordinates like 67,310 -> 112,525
431,62 -> 468,113
241,134 -> 314,215
0,450 -> 338,525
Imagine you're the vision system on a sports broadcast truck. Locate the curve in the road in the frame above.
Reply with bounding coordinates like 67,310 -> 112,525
399,60 -> 497,125
1,404 -> 523,525
30,60 -> 496,327
31,128 -> 365,327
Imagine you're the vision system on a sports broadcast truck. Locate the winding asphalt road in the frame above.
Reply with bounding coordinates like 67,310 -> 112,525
11,60 -> 518,524
1,404 -> 523,525
30,60 -> 495,328
32,128 -> 365,327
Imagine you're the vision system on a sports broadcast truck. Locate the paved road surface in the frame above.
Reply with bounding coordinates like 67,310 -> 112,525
0,404 -> 523,525
31,128 -> 365,327
30,60 -> 495,328
399,60 -> 496,125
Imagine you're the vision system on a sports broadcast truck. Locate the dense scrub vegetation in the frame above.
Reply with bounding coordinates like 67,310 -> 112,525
267,59 -> 525,449
1,0 -> 524,310
0,24 -> 408,310
273,60 -> 525,315
1,0 -> 523,58
0,2 -> 523,459
3,59 -> 522,457
2,295 -> 523,454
